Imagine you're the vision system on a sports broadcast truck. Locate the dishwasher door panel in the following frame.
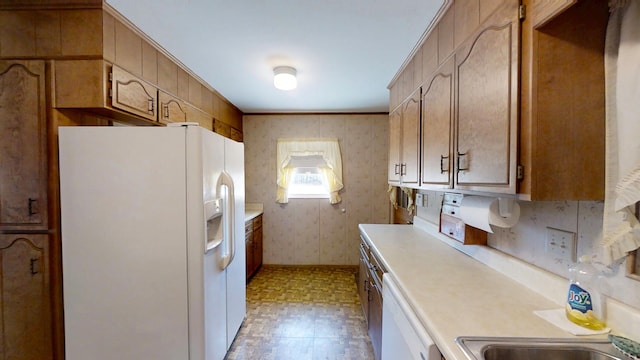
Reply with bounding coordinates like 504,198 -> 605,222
382,274 -> 440,360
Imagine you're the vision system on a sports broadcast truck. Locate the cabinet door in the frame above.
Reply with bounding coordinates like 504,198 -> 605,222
253,223 -> 262,272
421,57 -> 454,188
111,64 -> 158,121
0,234 -> 52,360
0,60 -> 48,230
214,120 -> 232,139
230,127 -> 243,142
387,108 -> 402,184
400,89 -> 421,186
158,90 -> 186,125
245,233 -> 253,281
455,1 -> 519,194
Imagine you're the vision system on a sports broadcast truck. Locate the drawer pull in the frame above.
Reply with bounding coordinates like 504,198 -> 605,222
28,198 -> 38,216
457,151 -> 469,172
440,154 -> 449,174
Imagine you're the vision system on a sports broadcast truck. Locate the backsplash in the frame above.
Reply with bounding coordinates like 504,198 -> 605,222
416,190 -> 640,314
243,114 -> 390,265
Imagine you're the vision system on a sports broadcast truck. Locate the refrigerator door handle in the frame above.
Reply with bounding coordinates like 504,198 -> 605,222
216,171 -> 235,270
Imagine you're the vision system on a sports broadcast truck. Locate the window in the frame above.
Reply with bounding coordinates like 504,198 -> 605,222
276,139 -> 343,204
286,155 -> 329,198
288,166 -> 329,198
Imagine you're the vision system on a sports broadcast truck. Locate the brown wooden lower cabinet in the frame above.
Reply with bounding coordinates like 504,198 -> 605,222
358,235 -> 385,360
0,234 -> 52,360
357,239 -> 370,322
245,214 -> 263,281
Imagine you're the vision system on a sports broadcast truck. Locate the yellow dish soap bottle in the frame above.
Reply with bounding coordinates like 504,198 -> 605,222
565,255 -> 606,330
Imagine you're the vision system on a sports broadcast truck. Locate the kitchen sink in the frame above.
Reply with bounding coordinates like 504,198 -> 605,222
455,336 -> 627,360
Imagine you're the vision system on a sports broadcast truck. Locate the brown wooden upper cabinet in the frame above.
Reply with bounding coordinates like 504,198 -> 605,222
518,0 -> 607,200
0,4 -> 241,135
388,88 -> 420,186
0,60 -> 48,231
388,107 -> 402,184
454,1 -> 520,194
421,56 -> 454,189
393,0 -> 607,200
111,65 -> 158,122
158,90 -> 187,125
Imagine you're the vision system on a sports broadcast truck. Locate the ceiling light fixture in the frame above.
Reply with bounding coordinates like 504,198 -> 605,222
273,66 -> 297,91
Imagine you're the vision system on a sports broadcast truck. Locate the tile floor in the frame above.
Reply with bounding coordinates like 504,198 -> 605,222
225,266 -> 375,360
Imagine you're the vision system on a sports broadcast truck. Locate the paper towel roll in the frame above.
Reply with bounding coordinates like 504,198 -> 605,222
458,196 -> 520,233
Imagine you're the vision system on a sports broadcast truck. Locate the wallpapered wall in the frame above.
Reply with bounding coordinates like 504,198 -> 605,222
243,114 -> 390,265
416,191 -> 640,311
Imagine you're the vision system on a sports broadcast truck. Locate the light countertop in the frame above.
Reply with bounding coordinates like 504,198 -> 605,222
358,223 -> 608,360
245,202 -> 263,222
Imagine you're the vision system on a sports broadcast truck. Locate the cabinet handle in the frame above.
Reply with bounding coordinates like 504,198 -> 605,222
394,163 -> 400,175
30,258 -> 39,275
457,151 -> 469,173
400,163 -> 407,176
440,155 -> 449,174
162,103 -> 169,119
28,198 -> 37,216
148,98 -> 155,114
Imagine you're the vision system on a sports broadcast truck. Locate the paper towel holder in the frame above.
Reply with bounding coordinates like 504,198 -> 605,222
497,197 -> 516,218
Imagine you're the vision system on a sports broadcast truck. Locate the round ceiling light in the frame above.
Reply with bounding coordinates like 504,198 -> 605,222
273,66 -> 297,91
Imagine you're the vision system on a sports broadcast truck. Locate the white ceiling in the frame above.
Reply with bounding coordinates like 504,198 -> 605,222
105,0 -> 445,113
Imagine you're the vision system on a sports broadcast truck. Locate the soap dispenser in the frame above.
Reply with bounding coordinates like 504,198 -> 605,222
565,255 -> 607,330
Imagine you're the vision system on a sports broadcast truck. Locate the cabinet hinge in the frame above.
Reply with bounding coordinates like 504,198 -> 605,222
517,165 -> 525,180
519,4 -> 526,20
108,88 -> 113,98
109,71 -> 113,82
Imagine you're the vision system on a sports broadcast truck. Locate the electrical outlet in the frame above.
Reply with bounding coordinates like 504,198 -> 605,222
546,227 -> 576,262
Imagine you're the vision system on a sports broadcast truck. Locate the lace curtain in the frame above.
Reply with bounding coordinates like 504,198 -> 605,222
276,139 -> 343,204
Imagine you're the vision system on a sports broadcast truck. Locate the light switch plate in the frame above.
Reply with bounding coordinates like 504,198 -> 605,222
545,227 -> 576,262
416,193 -> 424,207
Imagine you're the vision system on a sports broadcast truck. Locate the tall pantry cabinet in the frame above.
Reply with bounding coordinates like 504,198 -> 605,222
0,60 -> 53,359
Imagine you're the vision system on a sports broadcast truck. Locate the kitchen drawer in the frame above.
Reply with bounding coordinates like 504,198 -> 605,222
245,220 -> 253,233
359,236 -> 370,261
443,192 -> 463,206
441,204 -> 460,218
369,250 -> 386,287
440,213 -> 486,245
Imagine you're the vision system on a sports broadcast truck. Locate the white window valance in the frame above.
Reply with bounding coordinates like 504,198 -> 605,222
276,138 -> 343,204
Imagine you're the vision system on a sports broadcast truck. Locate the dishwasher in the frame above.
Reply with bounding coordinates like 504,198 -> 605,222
382,273 -> 441,360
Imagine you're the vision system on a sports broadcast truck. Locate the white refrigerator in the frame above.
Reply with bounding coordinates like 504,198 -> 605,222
58,123 -> 245,360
